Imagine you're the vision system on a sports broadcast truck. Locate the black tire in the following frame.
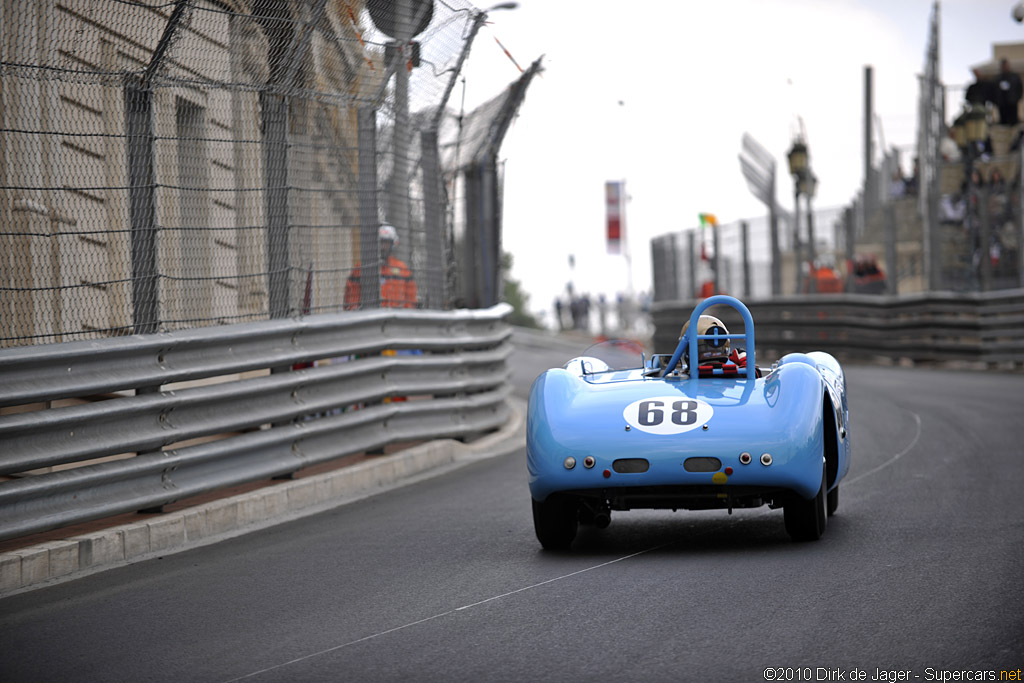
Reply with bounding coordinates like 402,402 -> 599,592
532,496 -> 578,550
784,468 -> 828,542
827,484 -> 839,517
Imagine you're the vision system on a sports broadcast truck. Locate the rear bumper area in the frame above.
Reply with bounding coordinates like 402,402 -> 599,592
554,484 -> 798,512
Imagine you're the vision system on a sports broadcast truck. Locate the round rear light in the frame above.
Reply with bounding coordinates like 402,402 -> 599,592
563,457 -> 576,470
583,456 -> 596,469
760,453 -> 773,466
739,452 -> 752,465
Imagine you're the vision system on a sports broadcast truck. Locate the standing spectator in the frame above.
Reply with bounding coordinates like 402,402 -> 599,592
941,128 -> 962,162
577,294 -> 591,331
966,68 -> 996,108
889,169 -> 906,199
989,167 -> 1009,214
344,224 -> 418,309
995,58 -> 1023,125
906,158 -> 920,195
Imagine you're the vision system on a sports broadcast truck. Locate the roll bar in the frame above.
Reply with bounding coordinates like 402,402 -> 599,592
661,295 -> 757,380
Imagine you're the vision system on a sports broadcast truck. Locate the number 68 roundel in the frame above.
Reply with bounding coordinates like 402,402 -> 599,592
622,396 -> 714,435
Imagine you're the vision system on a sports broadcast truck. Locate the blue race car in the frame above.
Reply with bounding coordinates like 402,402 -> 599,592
527,295 -> 851,549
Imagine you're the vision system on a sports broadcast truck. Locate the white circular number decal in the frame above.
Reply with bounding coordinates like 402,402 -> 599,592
623,396 -> 713,435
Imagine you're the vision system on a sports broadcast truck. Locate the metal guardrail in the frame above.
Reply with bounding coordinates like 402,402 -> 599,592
0,305 -> 513,542
651,290 -> 1024,367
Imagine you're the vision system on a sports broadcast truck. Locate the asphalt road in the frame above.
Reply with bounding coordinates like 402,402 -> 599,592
1,334 -> 1022,683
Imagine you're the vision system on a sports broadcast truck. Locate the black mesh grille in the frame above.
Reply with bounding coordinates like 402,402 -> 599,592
683,457 -> 722,473
612,458 -> 650,474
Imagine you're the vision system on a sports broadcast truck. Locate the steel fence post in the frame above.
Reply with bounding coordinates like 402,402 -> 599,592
741,220 -> 751,298
670,233 -> 681,301
687,231 -> 697,301
1020,143 -> 1024,288
770,194 -> 781,297
388,0 -> 412,269
978,183 -> 992,292
844,207 -> 855,292
358,106 -> 379,309
481,154 -> 499,307
885,202 -> 899,295
711,218 -> 721,295
807,195 -> 817,293
124,78 -> 159,335
793,183 -> 802,294
261,91 -> 290,319
421,130 -> 444,309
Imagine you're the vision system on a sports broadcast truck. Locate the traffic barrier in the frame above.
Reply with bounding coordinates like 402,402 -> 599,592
0,305 -> 512,543
652,290 -> 1024,367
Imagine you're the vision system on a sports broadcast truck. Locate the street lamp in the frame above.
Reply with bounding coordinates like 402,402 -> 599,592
787,139 -> 808,179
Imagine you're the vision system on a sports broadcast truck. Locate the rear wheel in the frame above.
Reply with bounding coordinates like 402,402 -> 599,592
827,484 -> 839,516
532,495 -> 578,550
784,468 -> 828,542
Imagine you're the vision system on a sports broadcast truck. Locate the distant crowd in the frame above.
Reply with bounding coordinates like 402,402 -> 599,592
937,57 -> 1023,288
553,289 -> 650,337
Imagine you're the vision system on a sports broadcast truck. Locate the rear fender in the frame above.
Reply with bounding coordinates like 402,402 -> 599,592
779,352 -> 850,491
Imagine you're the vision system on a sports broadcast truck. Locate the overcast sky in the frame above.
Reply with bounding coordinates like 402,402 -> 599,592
455,0 -> 1024,325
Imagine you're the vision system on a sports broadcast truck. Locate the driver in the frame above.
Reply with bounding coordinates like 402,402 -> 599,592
680,315 -> 732,365
679,315 -> 755,376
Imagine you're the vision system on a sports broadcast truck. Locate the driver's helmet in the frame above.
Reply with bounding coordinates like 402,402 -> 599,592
679,315 -> 731,363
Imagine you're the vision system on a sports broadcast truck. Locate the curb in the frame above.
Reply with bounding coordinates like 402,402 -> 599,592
0,398 -> 526,598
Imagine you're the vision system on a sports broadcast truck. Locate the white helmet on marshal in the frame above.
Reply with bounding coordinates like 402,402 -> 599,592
378,224 -> 398,244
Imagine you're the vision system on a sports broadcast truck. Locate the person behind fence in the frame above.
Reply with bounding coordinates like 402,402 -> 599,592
996,58 -> 1023,125
989,167 -> 1010,221
966,68 -> 996,108
889,168 -> 907,199
906,157 -> 919,195
344,224 -> 418,309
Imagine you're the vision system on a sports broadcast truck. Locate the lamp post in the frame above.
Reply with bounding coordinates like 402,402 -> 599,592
787,137 -> 810,293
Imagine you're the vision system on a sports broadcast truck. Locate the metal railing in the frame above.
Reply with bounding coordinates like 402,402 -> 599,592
0,304 -> 512,542
651,291 -> 1024,368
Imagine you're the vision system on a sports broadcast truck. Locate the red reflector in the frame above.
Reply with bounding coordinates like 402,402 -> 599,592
603,469 -> 611,478
725,467 -> 733,475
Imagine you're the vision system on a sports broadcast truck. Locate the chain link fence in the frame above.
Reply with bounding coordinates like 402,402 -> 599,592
651,207 -> 850,304
651,5 -> 1024,303
0,0 -> 534,349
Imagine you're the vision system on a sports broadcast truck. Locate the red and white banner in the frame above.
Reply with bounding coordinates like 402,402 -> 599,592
605,181 -> 624,254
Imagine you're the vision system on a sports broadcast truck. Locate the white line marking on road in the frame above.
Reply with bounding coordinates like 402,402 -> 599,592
845,411 -> 922,486
225,410 -> 924,682
222,544 -> 669,682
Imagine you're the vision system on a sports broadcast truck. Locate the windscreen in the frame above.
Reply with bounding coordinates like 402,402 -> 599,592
579,339 -> 646,372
